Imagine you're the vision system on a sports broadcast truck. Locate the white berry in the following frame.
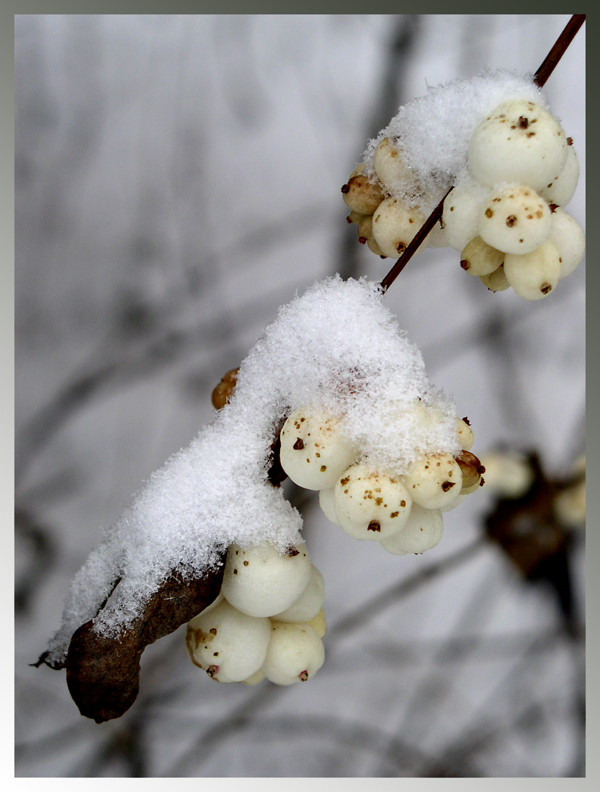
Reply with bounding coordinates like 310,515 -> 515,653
371,197 -> 427,259
478,185 -> 552,255
468,99 -> 568,191
262,622 -> 325,685
279,408 -> 358,491
334,464 -> 413,541
318,486 -> 340,526
548,207 -> 585,280
379,504 -> 444,555
442,181 -> 488,251
503,239 -> 562,300
539,141 -> 579,207
272,564 -> 325,624
221,542 -> 312,618
186,599 -> 271,683
403,453 -> 463,509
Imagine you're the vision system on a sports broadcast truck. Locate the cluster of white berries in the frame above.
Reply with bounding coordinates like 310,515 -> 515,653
279,404 -> 484,555
186,387 -> 485,687
186,541 -> 326,686
344,96 -> 584,300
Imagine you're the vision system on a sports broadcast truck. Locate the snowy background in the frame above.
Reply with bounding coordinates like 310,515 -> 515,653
15,14 -> 585,777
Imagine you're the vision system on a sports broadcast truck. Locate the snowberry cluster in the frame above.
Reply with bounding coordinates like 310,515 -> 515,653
344,84 -> 584,300
186,541 -> 326,686
279,404 -> 484,555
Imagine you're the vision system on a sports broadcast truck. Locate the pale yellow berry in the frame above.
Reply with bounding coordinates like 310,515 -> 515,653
478,452 -> 534,498
456,418 -> 474,451
371,197 -> 427,259
306,609 -> 327,638
503,239 -> 562,300
341,165 -> 385,215
262,623 -> 325,685
403,453 -> 463,509
460,236 -> 505,276
480,264 -> 510,292
373,137 -> 408,192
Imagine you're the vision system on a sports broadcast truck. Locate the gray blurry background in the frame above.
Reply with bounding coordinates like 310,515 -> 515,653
15,15 -> 585,777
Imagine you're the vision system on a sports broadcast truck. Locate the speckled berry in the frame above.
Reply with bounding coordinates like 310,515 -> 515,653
334,464 -> 413,541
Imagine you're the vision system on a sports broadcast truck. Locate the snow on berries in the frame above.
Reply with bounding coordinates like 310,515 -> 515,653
343,71 -> 584,300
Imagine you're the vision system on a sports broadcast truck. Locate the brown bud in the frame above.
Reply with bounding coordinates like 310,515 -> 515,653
211,368 -> 239,410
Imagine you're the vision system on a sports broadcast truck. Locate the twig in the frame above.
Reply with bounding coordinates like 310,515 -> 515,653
533,15 -> 586,88
379,188 -> 452,293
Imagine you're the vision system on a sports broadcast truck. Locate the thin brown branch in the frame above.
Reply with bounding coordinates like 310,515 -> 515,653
379,188 -> 452,293
534,15 -> 585,88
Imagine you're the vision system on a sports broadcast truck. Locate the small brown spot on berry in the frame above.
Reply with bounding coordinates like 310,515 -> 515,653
367,520 -> 381,532
485,208 -> 493,218
506,215 -> 518,227
293,438 -> 304,450
299,670 -> 309,682
460,259 -> 470,271
442,481 -> 456,492
540,283 -> 552,294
